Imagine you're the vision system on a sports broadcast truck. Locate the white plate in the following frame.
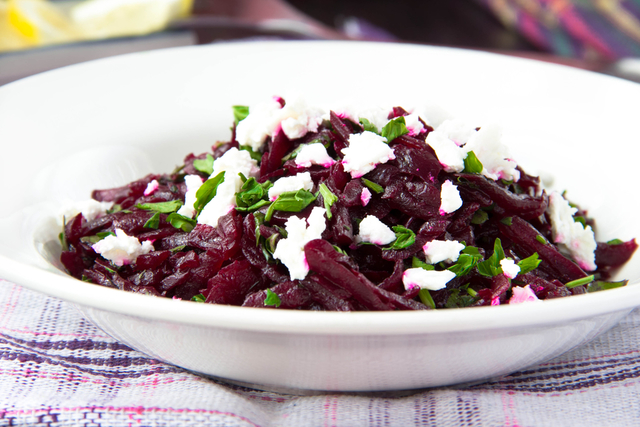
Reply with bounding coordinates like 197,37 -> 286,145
1,41 -> 639,392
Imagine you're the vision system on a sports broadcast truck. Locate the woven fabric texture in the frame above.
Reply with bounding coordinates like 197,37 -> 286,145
1,279 -> 639,427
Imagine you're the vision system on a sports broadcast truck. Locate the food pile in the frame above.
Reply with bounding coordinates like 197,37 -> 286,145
59,97 -> 637,310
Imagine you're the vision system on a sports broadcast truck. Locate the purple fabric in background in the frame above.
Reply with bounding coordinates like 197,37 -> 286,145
475,0 -> 640,59
2,278 -> 640,426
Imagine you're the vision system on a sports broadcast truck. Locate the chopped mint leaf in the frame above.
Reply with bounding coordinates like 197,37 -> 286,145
166,212 -> 196,232
191,293 -> 206,302
607,238 -> 624,245
380,116 -> 409,143
265,233 -> 280,254
471,210 -> 489,225
477,238 -> 505,277
80,235 -> 103,244
445,287 -> 475,308
467,287 -> 478,298
359,118 -> 380,134
448,249 -> 483,276
500,217 -> 513,226
106,204 -> 122,214
586,280 -> 628,293
574,216 -> 587,228
170,245 -> 187,253
264,289 -> 282,307
333,245 -> 347,255
361,178 -> 384,194
318,183 -> 338,219
412,257 -> 435,270
194,171 -> 225,215
517,253 -> 541,274
232,105 -> 250,124
144,212 -> 161,229
463,151 -> 483,174
235,177 -> 272,211
264,189 -> 317,222
565,275 -> 595,288
136,200 -> 183,213
239,145 -> 263,162
386,225 -> 416,250
418,289 -> 436,309
193,153 -> 214,175
535,235 -> 547,244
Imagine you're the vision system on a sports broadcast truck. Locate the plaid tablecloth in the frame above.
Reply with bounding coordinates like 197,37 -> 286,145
1,278 -> 639,427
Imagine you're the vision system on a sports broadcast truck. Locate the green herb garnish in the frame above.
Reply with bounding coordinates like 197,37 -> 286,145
235,177 -> 273,213
136,200 -> 183,213
463,150 -> 483,174
143,212 -> 161,229
166,212 -> 196,232
264,189 -> 316,222
477,238 -> 505,277
232,105 -> 250,124
239,145 -> 263,162
565,275 -> 595,288
385,225 -> 416,250
535,235 -> 547,244
359,118 -> 379,134
418,289 -> 436,309
586,280 -> 628,293
191,293 -> 206,302
192,153 -> 214,175
361,178 -> 384,194
517,253 -> 541,275
318,183 -> 338,219
264,289 -> 282,307
500,217 -> 513,226
607,238 -> 624,245
412,257 -> 435,270
448,246 -> 483,277
471,210 -> 489,225
194,171 -> 225,215
380,116 -> 409,143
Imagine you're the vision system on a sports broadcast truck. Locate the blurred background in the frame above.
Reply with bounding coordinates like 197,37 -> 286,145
2,0 -> 640,86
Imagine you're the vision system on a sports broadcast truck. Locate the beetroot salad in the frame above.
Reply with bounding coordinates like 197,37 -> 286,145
59,97 -> 637,310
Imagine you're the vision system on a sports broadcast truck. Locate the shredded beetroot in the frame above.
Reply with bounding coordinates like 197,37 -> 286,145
59,99 -> 636,310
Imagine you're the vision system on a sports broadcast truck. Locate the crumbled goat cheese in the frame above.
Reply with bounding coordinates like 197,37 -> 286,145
198,148 -> 259,228
236,96 -> 324,151
91,228 -> 154,266
464,123 -> 520,182
547,191 -> 597,271
403,112 -> 425,136
268,172 -> 314,201
412,104 -> 454,129
341,131 -> 395,178
425,130 -> 467,173
439,180 -> 462,215
330,104 -> 392,132
294,143 -> 335,168
509,285 -> 540,304
356,215 -> 396,245
273,207 -> 327,280
177,175 -> 204,218
360,187 -> 372,206
423,240 -> 465,264
58,199 -> 114,225
500,258 -> 520,279
143,179 -> 159,196
436,119 -> 477,145
402,268 -> 456,291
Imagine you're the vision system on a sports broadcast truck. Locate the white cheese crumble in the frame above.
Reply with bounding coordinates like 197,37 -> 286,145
547,191 -> 597,271
341,131 -> 395,178
436,119 -> 477,145
273,207 -> 327,280
91,228 -> 154,266
197,148 -> 259,228
143,179 -> 159,196
294,143 -> 335,168
268,172 -> 314,201
423,240 -> 465,264
58,199 -> 114,225
402,268 -> 456,291
360,187 -> 372,206
439,180 -> 462,215
425,130 -> 467,173
356,215 -> 396,245
403,112 -> 424,136
500,258 -> 520,279
176,174 -> 204,218
235,96 -> 325,151
464,123 -> 520,182
509,285 -> 540,304
412,104 -> 454,129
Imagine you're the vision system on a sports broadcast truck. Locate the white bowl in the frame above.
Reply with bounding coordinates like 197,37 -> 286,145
1,41 -> 639,392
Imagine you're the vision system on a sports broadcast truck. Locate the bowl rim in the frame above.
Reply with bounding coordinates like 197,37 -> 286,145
1,40 -> 639,336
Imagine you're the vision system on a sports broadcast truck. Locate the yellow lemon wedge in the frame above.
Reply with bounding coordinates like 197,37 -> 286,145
6,0 -> 79,47
70,0 -> 192,40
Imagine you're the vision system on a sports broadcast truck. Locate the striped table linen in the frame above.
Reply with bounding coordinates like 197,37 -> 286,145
1,278 -> 639,427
